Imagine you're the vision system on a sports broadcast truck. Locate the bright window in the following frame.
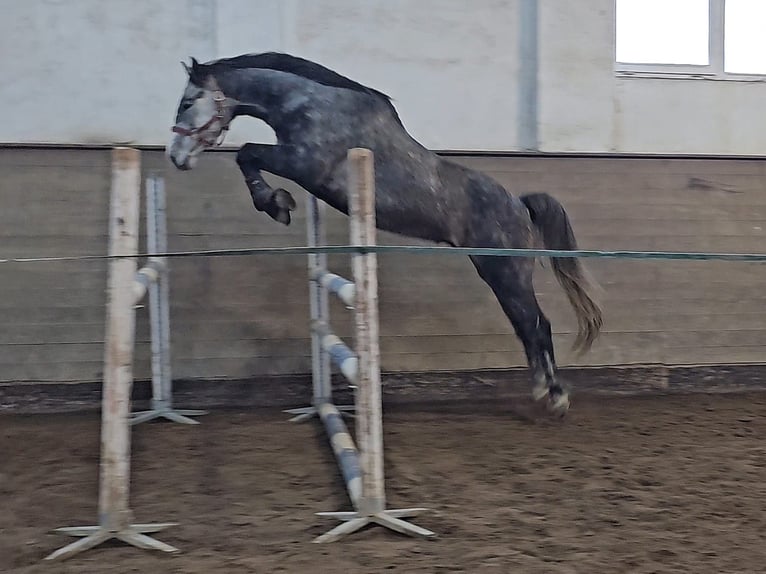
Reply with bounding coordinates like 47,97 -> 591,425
724,0 -> 766,74
616,0 -> 709,66
616,0 -> 766,78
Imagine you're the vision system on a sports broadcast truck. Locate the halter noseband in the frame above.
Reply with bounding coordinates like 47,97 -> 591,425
171,90 -> 230,147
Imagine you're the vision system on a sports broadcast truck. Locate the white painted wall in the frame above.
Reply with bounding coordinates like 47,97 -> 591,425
1,0 -> 764,154
538,1 -> 616,152
1,0 -> 215,146
613,77 -> 766,154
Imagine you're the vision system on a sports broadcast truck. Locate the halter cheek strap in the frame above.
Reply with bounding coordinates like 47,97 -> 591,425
171,90 -> 230,147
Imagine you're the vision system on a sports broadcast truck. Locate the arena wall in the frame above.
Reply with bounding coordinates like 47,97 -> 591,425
2,149 -> 764,386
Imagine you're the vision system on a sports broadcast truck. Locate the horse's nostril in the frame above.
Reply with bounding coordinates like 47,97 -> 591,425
168,154 -> 187,170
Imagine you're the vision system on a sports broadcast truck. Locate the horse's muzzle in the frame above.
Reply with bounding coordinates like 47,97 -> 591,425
170,156 -> 192,171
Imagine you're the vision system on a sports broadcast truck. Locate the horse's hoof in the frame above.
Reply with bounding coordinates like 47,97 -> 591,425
269,189 -> 295,225
532,382 -> 549,402
274,209 -> 291,225
548,392 -> 570,416
273,188 -> 297,210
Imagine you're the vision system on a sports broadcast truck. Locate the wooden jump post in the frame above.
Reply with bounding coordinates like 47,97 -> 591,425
287,148 -> 435,543
45,149 -> 198,561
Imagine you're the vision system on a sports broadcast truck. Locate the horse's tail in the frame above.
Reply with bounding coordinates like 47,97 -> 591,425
520,192 -> 603,355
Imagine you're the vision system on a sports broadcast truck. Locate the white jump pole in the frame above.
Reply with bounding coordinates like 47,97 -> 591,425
131,175 -> 206,425
284,194 -> 354,421
45,149 -> 178,561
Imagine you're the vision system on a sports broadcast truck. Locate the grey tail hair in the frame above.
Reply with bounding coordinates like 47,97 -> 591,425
520,192 -> 603,355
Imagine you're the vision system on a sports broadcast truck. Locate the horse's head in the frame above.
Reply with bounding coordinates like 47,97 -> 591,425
167,58 -> 232,170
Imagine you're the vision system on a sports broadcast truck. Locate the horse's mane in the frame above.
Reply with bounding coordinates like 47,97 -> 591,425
193,52 -> 402,123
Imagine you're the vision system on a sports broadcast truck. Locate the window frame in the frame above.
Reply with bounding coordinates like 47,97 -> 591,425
615,0 -> 766,81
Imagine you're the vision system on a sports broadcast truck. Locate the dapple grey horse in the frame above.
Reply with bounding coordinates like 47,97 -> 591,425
167,52 -> 602,414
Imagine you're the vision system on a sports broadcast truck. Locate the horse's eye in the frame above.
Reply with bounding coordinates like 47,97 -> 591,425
180,100 -> 194,112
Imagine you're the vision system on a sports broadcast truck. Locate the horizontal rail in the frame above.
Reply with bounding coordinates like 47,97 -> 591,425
317,402 -> 363,508
132,259 -> 165,304
7,245 -> 766,265
311,321 -> 358,384
312,269 -> 355,307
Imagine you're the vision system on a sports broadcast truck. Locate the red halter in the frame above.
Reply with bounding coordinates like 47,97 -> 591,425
171,90 -> 229,147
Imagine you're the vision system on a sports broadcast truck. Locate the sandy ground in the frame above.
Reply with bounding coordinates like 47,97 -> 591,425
2,392 -> 765,573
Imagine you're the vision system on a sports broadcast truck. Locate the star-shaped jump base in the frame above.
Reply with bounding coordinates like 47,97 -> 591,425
130,408 -> 207,425
314,508 -> 435,543
44,523 -> 178,561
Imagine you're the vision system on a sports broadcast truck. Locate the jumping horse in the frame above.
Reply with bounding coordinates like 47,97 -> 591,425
167,52 -> 603,414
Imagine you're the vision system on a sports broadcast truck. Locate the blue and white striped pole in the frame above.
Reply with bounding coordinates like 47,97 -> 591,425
317,402 -> 363,508
310,149 -> 434,543
312,270 -> 356,308
312,320 -> 358,384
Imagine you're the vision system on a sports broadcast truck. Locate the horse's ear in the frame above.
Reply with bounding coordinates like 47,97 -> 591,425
181,61 -> 192,76
186,57 -> 206,86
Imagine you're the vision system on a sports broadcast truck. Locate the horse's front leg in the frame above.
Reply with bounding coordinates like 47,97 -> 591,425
236,143 -> 302,225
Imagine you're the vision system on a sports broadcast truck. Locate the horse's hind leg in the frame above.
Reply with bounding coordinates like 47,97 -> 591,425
470,255 -> 570,414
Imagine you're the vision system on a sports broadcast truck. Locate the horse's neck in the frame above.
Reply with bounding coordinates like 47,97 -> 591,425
221,69 -> 303,128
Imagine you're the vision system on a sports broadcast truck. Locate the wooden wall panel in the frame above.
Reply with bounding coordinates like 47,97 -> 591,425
0,149 -> 764,385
